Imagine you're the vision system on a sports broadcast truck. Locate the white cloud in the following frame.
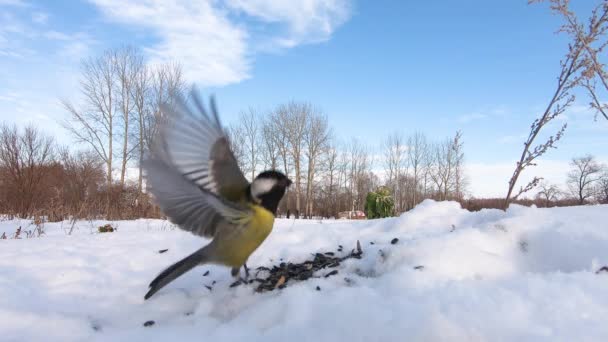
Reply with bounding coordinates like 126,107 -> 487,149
90,0 -> 250,86
457,106 -> 508,124
89,0 -> 352,86
225,0 -> 351,48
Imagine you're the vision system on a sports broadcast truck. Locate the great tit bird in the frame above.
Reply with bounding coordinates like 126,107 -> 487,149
143,89 -> 291,300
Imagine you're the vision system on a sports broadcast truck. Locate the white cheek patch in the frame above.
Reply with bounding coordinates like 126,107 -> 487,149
251,178 -> 278,199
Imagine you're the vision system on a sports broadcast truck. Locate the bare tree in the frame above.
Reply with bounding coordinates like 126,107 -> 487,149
596,170 -> 608,203
304,111 -> 330,217
384,132 -> 405,212
407,132 -> 428,209
0,124 -> 54,218
238,108 -> 260,181
260,116 -> 280,170
321,141 -> 339,217
567,154 -> 603,204
430,142 -> 447,200
132,62 -> 151,195
536,181 -> 562,207
114,46 -> 143,187
63,49 -> 117,191
534,0 -> 608,121
504,8 -> 585,207
283,102 -> 310,218
348,138 -> 370,211
451,130 -> 467,200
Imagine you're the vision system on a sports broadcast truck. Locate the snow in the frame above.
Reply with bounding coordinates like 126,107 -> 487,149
1,200 -> 608,341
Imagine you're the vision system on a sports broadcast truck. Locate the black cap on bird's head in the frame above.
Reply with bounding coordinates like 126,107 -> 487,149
250,170 -> 292,215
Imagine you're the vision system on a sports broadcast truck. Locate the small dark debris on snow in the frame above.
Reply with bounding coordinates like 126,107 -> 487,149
370,241 -> 375,245
450,224 -> 456,232
212,280 -> 216,285
414,265 -> 424,271
184,312 -> 193,316
204,285 -> 212,291
143,320 -> 155,327
158,249 -> 168,254
91,323 -> 102,332
344,277 -> 353,285
391,238 -> 399,245
228,240 -> 363,292
316,286 -> 321,291
378,249 -> 386,261
324,270 -> 339,278
203,270 -> 210,276
98,224 -> 115,233
596,266 -> 608,274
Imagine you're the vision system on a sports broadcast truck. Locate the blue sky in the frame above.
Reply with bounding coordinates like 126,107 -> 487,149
1,0 -> 607,197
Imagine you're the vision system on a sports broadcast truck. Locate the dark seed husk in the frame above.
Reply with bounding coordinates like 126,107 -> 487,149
227,241 -> 364,293
324,270 -> 338,278
143,320 -> 155,327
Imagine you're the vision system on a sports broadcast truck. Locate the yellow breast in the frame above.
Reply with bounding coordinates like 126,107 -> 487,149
217,204 -> 275,267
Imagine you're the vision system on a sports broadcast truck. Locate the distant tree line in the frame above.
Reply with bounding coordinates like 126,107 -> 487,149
464,154 -> 608,211
0,46 -> 469,221
227,101 -> 468,218
2,45 -> 606,222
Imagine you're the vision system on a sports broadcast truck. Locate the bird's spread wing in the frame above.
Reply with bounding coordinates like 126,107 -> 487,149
154,88 -> 249,202
143,89 -> 251,237
143,158 -> 252,237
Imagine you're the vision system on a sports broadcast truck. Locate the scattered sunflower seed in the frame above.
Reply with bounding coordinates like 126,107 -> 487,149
324,270 -> 338,278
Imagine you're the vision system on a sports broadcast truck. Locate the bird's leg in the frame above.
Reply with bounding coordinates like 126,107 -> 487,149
231,265 -> 249,284
243,263 -> 250,280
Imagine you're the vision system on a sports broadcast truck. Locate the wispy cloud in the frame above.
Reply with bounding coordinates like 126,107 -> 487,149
89,0 -> 352,86
225,0 -> 352,48
31,11 -> 48,24
458,112 -> 487,123
457,106 -> 508,124
0,0 -> 28,7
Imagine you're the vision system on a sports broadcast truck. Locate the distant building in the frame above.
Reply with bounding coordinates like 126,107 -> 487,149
337,210 -> 366,220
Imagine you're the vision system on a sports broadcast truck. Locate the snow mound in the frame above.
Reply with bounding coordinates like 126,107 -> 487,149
1,201 -> 608,341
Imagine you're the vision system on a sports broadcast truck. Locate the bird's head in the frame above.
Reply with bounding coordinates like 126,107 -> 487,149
250,170 -> 292,215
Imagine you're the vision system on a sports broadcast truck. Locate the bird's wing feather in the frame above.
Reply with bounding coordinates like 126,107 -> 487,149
143,157 -> 251,238
155,88 -> 249,201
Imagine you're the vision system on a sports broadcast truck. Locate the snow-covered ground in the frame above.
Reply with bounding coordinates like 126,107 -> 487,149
1,200 -> 608,341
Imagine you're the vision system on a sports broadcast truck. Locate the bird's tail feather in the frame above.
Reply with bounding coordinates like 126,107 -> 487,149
144,248 -> 208,300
